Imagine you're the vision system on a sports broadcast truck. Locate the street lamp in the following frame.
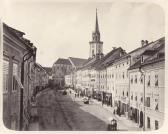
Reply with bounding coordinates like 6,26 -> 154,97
139,67 -> 145,131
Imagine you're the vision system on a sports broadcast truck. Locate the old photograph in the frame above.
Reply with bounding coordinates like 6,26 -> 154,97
1,0 -> 165,131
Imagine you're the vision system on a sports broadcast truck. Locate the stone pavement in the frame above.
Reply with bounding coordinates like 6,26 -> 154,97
91,98 -> 143,131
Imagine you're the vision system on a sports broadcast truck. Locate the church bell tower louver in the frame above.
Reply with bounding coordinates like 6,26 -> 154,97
89,8 -> 103,59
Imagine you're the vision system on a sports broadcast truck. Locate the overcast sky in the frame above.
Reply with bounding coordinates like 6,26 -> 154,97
2,1 -> 164,67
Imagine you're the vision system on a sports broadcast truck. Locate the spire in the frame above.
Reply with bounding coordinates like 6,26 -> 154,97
95,8 -> 99,33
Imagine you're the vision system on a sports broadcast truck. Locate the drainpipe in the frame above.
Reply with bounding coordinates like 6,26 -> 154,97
27,48 -> 36,99
139,67 -> 145,131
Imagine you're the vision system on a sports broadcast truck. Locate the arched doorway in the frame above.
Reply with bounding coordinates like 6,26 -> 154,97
140,111 -> 143,128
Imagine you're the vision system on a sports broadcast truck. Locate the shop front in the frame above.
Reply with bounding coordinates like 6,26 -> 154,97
102,92 -> 112,107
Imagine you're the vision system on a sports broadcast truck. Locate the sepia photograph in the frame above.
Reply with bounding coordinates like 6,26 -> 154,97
0,0 -> 166,132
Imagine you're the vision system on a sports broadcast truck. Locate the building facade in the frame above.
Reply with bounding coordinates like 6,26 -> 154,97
3,23 -> 37,130
128,37 -> 165,130
52,58 -> 72,87
63,10 -> 165,130
106,54 -> 131,116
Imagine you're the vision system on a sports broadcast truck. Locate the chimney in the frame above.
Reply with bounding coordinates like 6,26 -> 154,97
141,40 -> 145,47
112,47 -> 116,50
145,40 -> 148,45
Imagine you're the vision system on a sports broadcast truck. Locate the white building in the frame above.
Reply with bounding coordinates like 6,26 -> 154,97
128,37 -> 165,130
106,54 -> 131,116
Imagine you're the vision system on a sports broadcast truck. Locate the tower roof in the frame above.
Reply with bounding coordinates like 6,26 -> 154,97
95,8 -> 99,33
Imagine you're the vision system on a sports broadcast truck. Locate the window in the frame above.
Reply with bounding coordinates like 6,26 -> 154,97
141,97 -> 143,103
92,50 -> 94,56
12,76 -> 17,91
3,60 -> 9,93
12,63 -> 18,91
146,97 -> 150,107
131,76 -> 133,84
147,75 -> 151,87
123,72 -> 124,79
123,91 -> 124,96
147,117 -> 150,129
135,75 -> 137,83
131,94 -> 133,100
155,99 -> 159,111
155,75 -> 158,87
13,63 -> 18,76
127,92 -> 128,97
140,77 -> 143,84
135,96 -> 137,101
155,120 -> 159,130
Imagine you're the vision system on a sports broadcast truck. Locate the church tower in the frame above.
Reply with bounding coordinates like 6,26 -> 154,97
89,9 -> 103,59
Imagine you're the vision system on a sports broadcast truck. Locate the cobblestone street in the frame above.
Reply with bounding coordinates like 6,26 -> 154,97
29,88 -> 142,131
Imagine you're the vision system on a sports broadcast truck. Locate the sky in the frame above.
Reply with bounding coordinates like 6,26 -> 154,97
1,0 -> 165,67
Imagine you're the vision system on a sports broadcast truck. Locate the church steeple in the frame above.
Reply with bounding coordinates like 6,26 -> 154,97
89,9 -> 103,59
95,8 -> 99,33
92,9 -> 100,42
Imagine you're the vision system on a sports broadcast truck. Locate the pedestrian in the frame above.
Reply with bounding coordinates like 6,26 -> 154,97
113,109 -> 115,115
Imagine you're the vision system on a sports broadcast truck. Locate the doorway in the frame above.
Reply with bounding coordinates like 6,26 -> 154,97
140,111 -> 143,128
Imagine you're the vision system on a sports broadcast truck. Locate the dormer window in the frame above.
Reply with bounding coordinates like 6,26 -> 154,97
157,53 -> 164,59
141,55 -> 144,63
120,52 -> 122,57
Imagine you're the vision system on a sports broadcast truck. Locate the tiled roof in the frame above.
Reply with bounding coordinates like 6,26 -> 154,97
108,53 -> 130,67
128,37 -> 164,54
3,23 -> 25,36
79,47 -> 126,70
3,23 -> 35,50
95,47 -> 126,70
128,42 -> 165,70
54,58 -> 72,65
69,57 -> 87,68
43,67 -> 52,74
142,50 -> 157,55
35,63 -> 46,72
80,58 -> 97,70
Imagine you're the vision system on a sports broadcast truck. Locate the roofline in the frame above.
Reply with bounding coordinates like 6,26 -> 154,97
3,23 -> 35,52
128,58 -> 165,70
128,37 -> 165,54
